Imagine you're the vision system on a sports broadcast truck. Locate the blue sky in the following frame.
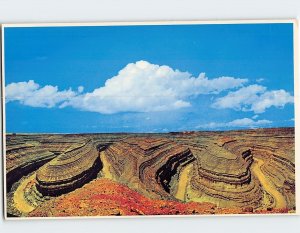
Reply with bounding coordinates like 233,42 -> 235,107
4,23 -> 295,133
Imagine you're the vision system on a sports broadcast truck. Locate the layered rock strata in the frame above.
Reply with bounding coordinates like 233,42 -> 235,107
5,128 -> 295,217
36,140 -> 102,196
104,137 -> 196,199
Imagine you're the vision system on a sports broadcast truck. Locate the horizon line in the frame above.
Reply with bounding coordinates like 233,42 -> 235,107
4,126 -> 295,135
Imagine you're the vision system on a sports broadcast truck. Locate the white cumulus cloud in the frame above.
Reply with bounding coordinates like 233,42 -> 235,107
251,90 -> 294,113
211,84 -> 293,113
198,118 -> 272,129
77,86 -> 84,93
227,118 -> 272,127
5,80 -> 77,108
62,60 -> 248,114
256,78 -> 264,83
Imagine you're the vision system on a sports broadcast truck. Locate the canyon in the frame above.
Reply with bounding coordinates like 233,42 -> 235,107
5,128 -> 295,217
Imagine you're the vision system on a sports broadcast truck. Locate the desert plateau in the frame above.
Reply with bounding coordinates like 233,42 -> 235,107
5,127 -> 295,217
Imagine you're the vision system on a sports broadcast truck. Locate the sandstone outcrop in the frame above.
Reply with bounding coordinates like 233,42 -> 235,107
5,128 -> 295,217
36,140 -> 103,196
104,137 -> 195,199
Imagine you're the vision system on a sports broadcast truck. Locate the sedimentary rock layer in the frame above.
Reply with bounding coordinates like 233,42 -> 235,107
36,140 -> 103,196
104,137 -> 196,199
5,134 -> 87,193
5,128 -> 295,217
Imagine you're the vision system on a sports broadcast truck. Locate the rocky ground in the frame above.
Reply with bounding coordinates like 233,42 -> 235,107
5,128 -> 295,217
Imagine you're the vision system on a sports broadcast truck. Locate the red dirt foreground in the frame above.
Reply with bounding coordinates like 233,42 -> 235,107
29,178 -> 288,217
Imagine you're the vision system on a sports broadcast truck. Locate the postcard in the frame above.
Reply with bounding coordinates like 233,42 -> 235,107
1,20 -> 298,218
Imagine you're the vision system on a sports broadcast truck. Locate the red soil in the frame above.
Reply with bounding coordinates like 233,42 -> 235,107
29,178 -> 288,217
